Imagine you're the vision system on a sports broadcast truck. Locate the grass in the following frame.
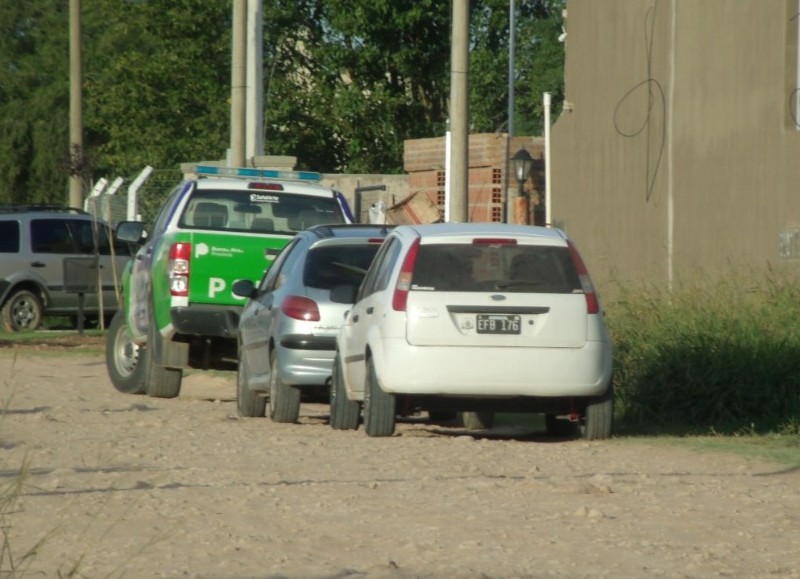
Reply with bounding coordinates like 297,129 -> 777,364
604,267 -> 800,452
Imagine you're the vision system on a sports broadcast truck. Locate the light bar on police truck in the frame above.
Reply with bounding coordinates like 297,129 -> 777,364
195,165 -> 321,182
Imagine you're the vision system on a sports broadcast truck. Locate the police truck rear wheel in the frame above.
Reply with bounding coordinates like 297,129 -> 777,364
268,350 -> 300,423
144,309 -> 182,399
105,311 -> 147,394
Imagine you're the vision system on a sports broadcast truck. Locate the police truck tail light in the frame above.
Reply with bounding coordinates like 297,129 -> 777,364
282,296 -> 321,321
392,238 -> 421,312
567,240 -> 599,314
169,243 -> 191,297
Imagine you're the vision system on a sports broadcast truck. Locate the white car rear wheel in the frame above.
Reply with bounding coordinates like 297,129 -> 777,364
580,383 -> 614,440
329,354 -> 360,430
363,358 -> 395,437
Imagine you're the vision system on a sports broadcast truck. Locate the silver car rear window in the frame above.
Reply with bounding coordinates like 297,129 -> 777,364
304,245 -> 382,290
411,243 -> 581,293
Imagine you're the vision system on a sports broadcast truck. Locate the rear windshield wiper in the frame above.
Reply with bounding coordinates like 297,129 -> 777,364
494,279 -> 544,289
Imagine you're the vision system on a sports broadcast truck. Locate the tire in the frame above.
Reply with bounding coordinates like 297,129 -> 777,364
580,383 -> 614,440
1,289 -> 43,332
237,353 -> 266,418
268,349 -> 301,423
105,310 -> 147,394
144,309 -> 182,399
329,354 -> 359,430
461,411 -> 495,431
363,358 -> 395,437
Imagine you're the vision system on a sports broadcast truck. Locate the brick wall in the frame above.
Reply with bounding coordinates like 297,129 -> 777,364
404,134 -> 545,223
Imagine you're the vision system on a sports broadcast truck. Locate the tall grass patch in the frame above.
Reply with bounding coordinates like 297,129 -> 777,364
606,270 -> 800,435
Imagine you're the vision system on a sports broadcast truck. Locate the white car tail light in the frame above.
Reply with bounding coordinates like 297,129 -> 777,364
168,243 -> 191,297
392,237 -> 421,311
566,240 -> 599,314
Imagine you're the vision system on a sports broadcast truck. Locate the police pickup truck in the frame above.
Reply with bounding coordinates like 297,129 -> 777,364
105,166 -> 352,398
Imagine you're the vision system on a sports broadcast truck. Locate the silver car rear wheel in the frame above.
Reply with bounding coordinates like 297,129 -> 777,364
268,349 -> 301,423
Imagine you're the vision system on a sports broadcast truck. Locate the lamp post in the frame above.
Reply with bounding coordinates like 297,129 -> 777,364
511,148 -> 533,196
511,148 -> 533,225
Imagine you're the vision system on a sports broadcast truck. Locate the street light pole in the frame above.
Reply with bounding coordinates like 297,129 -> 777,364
230,0 -> 246,167
69,0 -> 83,208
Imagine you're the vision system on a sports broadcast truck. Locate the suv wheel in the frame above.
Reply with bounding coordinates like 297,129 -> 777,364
1,289 -> 43,332
579,383 -> 614,440
105,311 -> 147,394
237,353 -> 266,417
363,358 -> 395,437
268,349 -> 301,423
329,354 -> 359,430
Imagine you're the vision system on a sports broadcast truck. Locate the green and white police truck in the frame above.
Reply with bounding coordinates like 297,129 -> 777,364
105,166 -> 353,398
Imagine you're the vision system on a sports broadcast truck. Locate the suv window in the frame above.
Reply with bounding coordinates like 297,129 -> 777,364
30,218 -> 132,256
0,222 -> 20,252
411,244 -> 581,294
178,189 -> 345,235
31,220 -> 76,253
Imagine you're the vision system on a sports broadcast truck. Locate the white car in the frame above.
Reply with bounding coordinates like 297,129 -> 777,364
331,222 -> 614,439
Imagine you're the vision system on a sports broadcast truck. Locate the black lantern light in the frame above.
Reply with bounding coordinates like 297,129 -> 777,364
511,148 -> 533,197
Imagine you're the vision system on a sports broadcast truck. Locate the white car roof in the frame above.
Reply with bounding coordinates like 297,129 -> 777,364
398,222 -> 569,245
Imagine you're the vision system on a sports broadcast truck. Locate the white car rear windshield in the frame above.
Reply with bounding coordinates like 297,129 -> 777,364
411,243 -> 581,293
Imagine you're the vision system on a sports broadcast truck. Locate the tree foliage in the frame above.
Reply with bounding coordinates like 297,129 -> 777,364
0,0 -> 564,205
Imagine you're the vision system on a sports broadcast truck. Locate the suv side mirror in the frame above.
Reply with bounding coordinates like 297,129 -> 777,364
115,221 -> 147,244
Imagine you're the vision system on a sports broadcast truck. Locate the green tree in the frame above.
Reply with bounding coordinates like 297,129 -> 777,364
84,0 -> 231,181
470,0 -> 565,135
0,1 -> 565,204
0,2 -> 72,204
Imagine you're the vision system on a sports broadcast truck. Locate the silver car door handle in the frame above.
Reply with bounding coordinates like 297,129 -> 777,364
31,262 -> 46,268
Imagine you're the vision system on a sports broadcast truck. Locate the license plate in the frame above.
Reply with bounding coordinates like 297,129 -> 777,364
476,314 -> 521,335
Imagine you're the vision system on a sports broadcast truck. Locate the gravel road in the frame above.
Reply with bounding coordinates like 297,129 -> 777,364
1,344 -> 799,578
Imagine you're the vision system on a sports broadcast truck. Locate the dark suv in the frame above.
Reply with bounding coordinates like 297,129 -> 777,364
0,205 -> 133,331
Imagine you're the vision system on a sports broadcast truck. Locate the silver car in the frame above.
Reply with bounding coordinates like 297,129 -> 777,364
233,224 -> 390,422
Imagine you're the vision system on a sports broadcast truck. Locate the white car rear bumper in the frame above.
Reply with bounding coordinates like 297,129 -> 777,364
372,338 -> 612,398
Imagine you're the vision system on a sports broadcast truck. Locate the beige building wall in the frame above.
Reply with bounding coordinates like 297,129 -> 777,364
552,0 -> 800,294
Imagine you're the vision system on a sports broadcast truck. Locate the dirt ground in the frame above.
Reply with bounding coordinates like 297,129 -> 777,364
1,338 -> 799,579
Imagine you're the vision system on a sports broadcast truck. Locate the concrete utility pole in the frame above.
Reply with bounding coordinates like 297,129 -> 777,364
230,0 -> 247,167
246,0 -> 264,159
448,0 -> 470,223
69,0 -> 83,208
